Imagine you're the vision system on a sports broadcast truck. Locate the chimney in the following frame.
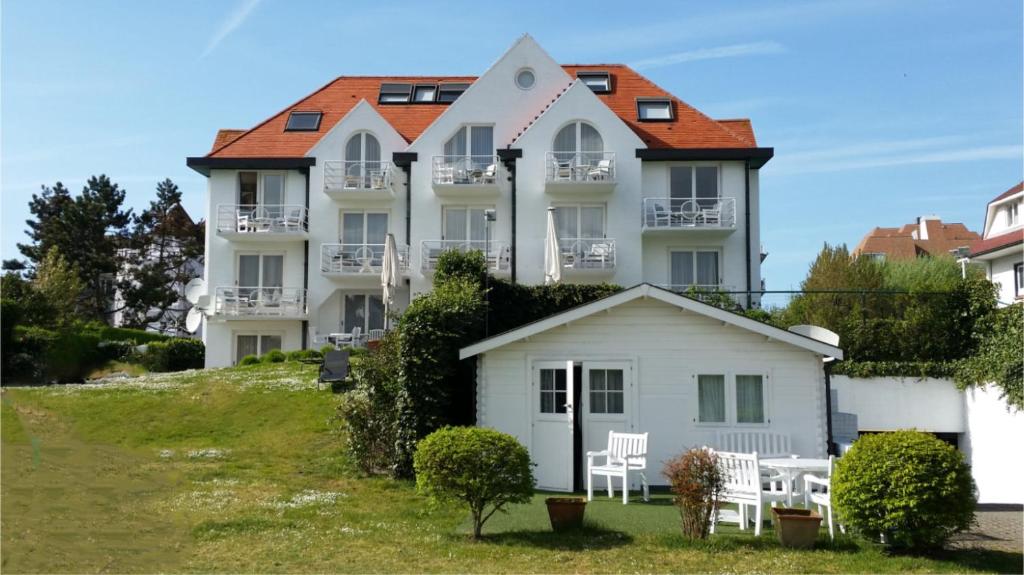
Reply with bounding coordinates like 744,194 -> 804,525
917,215 -> 940,240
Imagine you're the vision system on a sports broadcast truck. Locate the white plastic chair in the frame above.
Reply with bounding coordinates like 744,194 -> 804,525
587,431 -> 649,504
281,208 -> 305,232
588,159 -> 612,180
804,455 -> 841,539
711,450 -> 788,537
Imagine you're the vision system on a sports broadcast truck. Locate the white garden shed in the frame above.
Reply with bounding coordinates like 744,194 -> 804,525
460,284 -> 844,493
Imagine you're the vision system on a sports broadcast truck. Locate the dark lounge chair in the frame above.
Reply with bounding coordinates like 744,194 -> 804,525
318,350 -> 350,390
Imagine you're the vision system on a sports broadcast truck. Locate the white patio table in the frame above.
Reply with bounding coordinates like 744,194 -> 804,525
759,457 -> 830,507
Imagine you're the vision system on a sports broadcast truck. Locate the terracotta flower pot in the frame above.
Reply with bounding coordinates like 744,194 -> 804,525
772,508 -> 823,549
545,497 -> 587,531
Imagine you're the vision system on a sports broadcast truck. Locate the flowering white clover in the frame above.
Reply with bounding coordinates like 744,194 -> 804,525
271,489 -> 347,509
188,448 -> 230,459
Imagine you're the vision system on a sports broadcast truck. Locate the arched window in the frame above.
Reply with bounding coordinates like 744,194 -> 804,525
344,132 -> 381,188
553,121 -> 603,165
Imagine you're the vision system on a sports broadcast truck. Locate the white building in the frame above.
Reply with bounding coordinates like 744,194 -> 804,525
969,182 -> 1023,306
187,36 -> 773,368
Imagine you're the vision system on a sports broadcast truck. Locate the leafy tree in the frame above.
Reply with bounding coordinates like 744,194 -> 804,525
414,426 -> 534,539
18,176 -> 133,319
116,179 -> 203,333
955,304 -> 1023,410
34,247 -> 84,327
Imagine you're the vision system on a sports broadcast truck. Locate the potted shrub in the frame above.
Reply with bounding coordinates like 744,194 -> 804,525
545,497 -> 587,531
772,507 -> 823,548
663,448 -> 724,539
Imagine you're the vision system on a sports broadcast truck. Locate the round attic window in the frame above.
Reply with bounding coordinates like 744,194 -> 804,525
515,68 -> 536,90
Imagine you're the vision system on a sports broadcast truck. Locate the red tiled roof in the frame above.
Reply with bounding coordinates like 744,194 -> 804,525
207,65 -> 757,158
852,219 -> 980,260
989,181 -> 1024,204
971,230 -> 1024,257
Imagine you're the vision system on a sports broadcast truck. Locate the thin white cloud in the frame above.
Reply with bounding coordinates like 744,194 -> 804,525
200,0 -> 262,59
629,42 -> 786,71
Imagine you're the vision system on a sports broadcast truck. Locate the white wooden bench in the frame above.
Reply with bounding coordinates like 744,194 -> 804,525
586,431 -> 650,504
715,431 -> 792,458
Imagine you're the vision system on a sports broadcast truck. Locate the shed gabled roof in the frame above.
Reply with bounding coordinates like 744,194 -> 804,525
459,284 -> 844,360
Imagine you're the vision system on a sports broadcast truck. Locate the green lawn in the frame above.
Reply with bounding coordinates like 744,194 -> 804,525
1,363 -> 1020,573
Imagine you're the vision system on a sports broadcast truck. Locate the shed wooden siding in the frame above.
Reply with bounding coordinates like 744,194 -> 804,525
476,298 -> 827,485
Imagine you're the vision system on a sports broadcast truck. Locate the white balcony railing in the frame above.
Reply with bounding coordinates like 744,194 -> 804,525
558,238 -> 616,270
324,161 -> 391,192
432,155 -> 500,185
420,240 -> 510,272
642,197 -> 737,230
213,286 -> 307,317
216,204 -> 308,234
320,243 -> 410,275
545,151 -> 616,183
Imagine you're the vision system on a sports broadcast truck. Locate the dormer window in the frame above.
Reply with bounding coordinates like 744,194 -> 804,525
284,111 -> 322,131
636,98 -> 673,121
378,83 -> 413,104
437,83 -> 470,103
1008,203 -> 1020,227
577,71 -> 611,93
413,84 -> 437,103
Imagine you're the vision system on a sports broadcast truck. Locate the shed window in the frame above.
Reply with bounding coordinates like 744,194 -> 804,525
284,111 -> 322,131
378,83 -> 412,103
437,83 -> 470,103
413,84 -> 437,103
589,369 -> 624,414
539,368 -> 567,414
577,71 -> 611,93
637,98 -> 673,121
736,375 -> 765,423
698,374 -> 726,423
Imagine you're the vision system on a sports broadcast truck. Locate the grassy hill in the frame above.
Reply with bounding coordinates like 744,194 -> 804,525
2,364 -> 1018,573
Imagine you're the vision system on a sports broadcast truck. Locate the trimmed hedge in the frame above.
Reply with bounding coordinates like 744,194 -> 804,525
261,349 -> 287,363
238,355 -> 261,366
831,360 -> 957,379
139,339 -> 205,372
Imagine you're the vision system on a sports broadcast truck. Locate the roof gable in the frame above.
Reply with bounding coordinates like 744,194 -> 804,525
510,80 -> 646,150
459,284 -> 844,360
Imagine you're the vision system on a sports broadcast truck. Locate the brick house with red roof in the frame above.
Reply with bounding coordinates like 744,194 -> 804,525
852,216 -> 980,261
186,35 -> 773,368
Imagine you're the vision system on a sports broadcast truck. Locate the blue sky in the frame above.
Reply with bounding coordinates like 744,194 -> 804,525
2,0 -> 1021,298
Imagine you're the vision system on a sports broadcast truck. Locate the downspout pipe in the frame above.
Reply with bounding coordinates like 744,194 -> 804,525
824,359 -> 837,456
744,160 -> 752,309
392,153 -> 418,247
301,166 -> 310,349
497,148 -> 522,283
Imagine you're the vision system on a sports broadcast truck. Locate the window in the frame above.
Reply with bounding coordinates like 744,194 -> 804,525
554,204 -> 605,242
670,250 -> 720,288
236,252 -> 283,301
589,369 -> 624,414
736,375 -> 765,423
1016,263 -> 1023,297
442,206 -> 491,246
539,368 -> 567,414
284,111 -> 322,131
344,132 -> 382,187
515,68 -> 536,90
670,166 -> 719,211
861,252 -> 886,262
437,83 -> 470,103
1009,203 -> 1020,227
239,172 -> 258,206
411,84 -> 437,103
577,71 -> 611,93
235,334 -> 281,364
444,125 -> 493,170
637,98 -> 673,121
698,374 -> 726,423
343,294 -> 385,333
553,121 -> 604,164
238,172 -> 284,207
378,83 -> 412,103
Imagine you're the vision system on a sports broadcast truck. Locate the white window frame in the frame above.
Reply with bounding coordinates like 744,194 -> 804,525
668,162 -> 722,202
667,246 -> 724,288
234,250 -> 285,289
637,98 -> 673,121
552,120 -> 604,154
1008,203 -> 1020,227
443,124 -> 495,156
340,292 -> 386,333
232,331 -> 285,365
441,205 -> 495,241
551,203 -> 607,240
344,131 -> 380,163
339,209 -> 391,244
693,369 -> 772,428
237,170 -> 287,206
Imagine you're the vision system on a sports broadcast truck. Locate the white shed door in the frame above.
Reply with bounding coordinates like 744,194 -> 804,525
581,362 -> 633,482
531,361 -> 574,492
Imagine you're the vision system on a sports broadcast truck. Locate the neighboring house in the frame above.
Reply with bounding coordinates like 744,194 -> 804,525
187,35 -> 773,368
459,284 -> 842,492
969,182 -> 1023,305
852,215 -> 980,261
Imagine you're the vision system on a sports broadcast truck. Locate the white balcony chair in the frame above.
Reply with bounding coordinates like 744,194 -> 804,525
804,455 -> 842,539
475,164 -> 497,184
280,208 -> 305,232
587,159 -> 612,181
345,164 -> 364,189
587,431 -> 650,505
330,326 -> 362,348
552,158 -> 573,181
699,203 -> 722,227
277,290 -> 303,316
711,450 -> 788,537
236,209 -> 254,233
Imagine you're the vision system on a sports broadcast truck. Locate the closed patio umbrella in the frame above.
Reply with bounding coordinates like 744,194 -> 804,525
381,233 -> 399,329
544,207 -> 561,285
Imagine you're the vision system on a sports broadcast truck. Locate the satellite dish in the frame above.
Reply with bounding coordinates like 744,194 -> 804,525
185,307 -> 204,334
185,278 -> 207,305
788,325 -> 840,347
195,294 -> 211,311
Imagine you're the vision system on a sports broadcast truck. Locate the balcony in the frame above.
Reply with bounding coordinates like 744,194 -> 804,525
431,155 -> 501,198
420,240 -> 510,274
211,286 -> 307,319
215,204 -> 308,241
641,197 -> 737,234
545,152 -> 616,194
320,243 -> 410,277
558,238 -> 616,274
323,161 -> 394,200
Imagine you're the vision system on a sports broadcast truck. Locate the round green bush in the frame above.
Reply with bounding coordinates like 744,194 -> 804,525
414,426 -> 534,539
285,349 -> 321,362
238,354 -> 260,366
832,430 -> 976,550
261,349 -> 287,363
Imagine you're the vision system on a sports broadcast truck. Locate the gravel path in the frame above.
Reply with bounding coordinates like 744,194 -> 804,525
949,505 -> 1023,553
